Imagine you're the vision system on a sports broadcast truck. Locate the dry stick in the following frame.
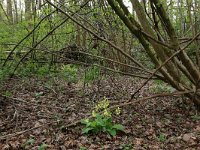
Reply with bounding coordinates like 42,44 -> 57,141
46,0 -> 150,73
0,91 -> 191,140
113,91 -> 193,108
10,0 -> 91,76
131,32 -> 200,99
0,94 -> 66,110
2,10 -> 57,67
0,125 -> 42,140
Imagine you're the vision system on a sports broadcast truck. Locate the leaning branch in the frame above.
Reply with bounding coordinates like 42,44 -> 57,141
46,0 -> 150,73
131,32 -> 200,99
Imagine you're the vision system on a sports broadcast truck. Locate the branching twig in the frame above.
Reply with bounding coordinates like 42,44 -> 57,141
0,94 -> 66,111
0,126 -> 42,140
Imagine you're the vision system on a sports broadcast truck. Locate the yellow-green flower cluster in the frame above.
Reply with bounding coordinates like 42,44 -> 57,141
115,107 -> 121,115
93,97 -> 111,117
95,97 -> 109,111
92,97 -> 121,117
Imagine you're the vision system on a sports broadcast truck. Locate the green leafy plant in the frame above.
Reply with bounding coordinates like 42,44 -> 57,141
81,97 -> 124,136
81,114 -> 124,136
79,146 -> 87,150
26,138 -> 35,145
15,62 -> 37,77
3,91 -> 12,97
84,66 -> 100,83
61,64 -> 78,83
38,143 -> 48,150
0,66 -> 13,83
37,64 -> 50,77
21,138 -> 35,148
158,133 -> 166,142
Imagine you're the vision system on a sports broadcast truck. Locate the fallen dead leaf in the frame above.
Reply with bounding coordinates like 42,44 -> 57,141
182,133 -> 195,142
133,138 -> 143,146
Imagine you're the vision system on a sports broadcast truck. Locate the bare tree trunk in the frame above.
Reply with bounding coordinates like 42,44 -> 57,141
38,0 -> 43,10
13,0 -> 18,23
6,0 -> 13,23
193,0 -> 200,68
24,0 -> 31,20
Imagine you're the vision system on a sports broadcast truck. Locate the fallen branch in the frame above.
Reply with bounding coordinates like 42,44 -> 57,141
0,94 -> 68,111
0,126 -> 42,140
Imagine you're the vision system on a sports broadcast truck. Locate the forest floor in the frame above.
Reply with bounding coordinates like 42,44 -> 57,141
0,75 -> 200,150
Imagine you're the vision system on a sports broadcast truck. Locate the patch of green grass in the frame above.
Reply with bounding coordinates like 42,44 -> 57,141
84,66 -> 100,83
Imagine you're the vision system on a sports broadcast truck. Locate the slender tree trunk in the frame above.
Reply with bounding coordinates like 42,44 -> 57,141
107,0 -> 200,108
24,0 -> 31,20
7,0 -> 13,23
13,0 -> 18,23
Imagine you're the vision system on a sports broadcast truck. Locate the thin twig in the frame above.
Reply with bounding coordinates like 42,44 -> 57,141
0,94 -> 66,111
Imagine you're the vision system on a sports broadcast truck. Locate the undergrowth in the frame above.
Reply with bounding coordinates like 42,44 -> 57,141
81,97 -> 124,136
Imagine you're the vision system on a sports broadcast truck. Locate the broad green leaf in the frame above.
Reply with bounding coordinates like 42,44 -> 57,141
81,119 -> 90,125
107,129 -> 116,136
112,124 -> 125,131
38,143 -> 48,150
82,127 -> 93,134
90,121 -> 97,127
